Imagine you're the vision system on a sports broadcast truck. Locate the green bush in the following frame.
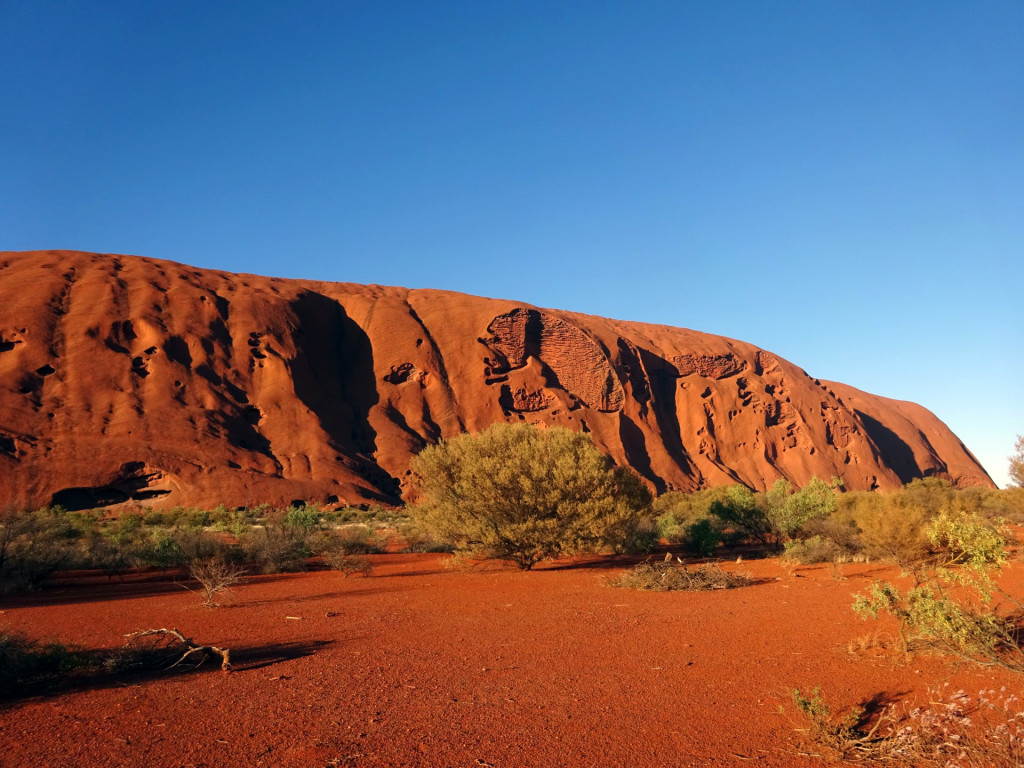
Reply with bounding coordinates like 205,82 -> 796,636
0,631 -> 92,694
0,507 -> 77,591
408,423 -> 651,570
283,504 -> 323,531
852,508 -> 1022,668
709,485 -> 772,545
242,510 -> 313,574
134,529 -> 186,569
684,518 -> 721,557
655,488 -> 727,554
315,524 -> 385,555
852,498 -> 932,568
783,535 -> 846,564
396,522 -> 452,553
772,477 -> 839,540
621,518 -> 660,554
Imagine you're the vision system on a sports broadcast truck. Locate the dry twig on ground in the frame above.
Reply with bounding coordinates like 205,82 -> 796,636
124,628 -> 232,672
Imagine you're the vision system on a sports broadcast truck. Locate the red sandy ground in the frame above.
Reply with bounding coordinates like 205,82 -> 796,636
2,556 -> 1022,768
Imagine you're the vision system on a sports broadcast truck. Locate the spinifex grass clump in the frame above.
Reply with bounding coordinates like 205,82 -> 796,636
611,554 -> 752,591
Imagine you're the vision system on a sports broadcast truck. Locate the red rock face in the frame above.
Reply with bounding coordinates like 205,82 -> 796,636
0,250 -> 993,511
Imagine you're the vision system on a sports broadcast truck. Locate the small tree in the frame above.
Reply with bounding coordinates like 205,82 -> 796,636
188,556 -> 245,607
408,423 -> 651,570
709,485 -> 772,545
1010,434 -> 1024,488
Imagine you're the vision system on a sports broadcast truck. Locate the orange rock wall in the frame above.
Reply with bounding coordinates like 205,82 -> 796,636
0,251 -> 993,511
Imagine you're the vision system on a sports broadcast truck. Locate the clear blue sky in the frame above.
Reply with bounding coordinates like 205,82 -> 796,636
2,1 -> 1021,485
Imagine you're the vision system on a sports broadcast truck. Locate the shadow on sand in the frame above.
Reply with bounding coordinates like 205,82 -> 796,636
1,638 -> 336,708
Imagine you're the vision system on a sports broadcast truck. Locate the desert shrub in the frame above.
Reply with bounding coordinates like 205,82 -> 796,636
210,507 -> 262,537
773,476 -> 839,539
325,506 -> 364,524
0,631 -> 92,695
960,485 -> 1024,522
620,517 -> 660,554
84,535 -> 135,580
705,478 -> 840,549
174,529 -> 239,564
852,508 -> 1023,669
900,476 -> 959,509
396,522 -> 452,553
655,488 -> 724,539
1011,434 -> 1024,488
319,524 -> 385,555
408,423 -> 651,570
242,523 -> 310,573
135,529 -> 187,569
0,507 -> 78,591
655,488 -> 727,554
800,513 -> 862,552
156,506 -> 184,527
106,512 -> 144,544
611,556 -> 752,591
323,551 -> 374,578
283,504 -> 323,531
709,485 -> 772,545
240,507 -> 329,573
783,535 -> 846,564
791,687 -> 876,758
683,518 -> 721,557
853,498 -> 933,568
188,556 -> 246,606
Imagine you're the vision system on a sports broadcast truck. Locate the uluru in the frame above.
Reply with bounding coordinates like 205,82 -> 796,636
0,250 -> 993,512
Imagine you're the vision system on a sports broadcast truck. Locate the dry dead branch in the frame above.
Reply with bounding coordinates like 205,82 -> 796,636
188,557 -> 246,607
124,628 -> 232,672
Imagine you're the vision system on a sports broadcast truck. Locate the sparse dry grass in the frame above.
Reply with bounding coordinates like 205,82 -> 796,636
793,684 -> 1024,767
611,555 -> 752,591
323,551 -> 373,578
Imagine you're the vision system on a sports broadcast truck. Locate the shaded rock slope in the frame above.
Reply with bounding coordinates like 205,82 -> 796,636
0,251 -> 993,511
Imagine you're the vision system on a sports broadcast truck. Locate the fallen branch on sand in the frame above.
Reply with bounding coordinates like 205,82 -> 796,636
124,628 -> 232,672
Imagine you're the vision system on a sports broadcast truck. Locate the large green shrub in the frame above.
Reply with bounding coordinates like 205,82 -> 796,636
408,423 -> 651,570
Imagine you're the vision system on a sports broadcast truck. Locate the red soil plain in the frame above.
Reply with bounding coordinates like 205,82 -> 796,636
4,554 -> 1024,768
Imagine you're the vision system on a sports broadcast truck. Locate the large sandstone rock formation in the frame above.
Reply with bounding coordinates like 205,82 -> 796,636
0,250 -> 993,511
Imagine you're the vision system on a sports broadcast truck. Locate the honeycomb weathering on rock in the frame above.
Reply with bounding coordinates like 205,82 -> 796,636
0,250 -> 996,510
672,352 -> 747,379
486,308 -> 624,412
499,385 -> 553,413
